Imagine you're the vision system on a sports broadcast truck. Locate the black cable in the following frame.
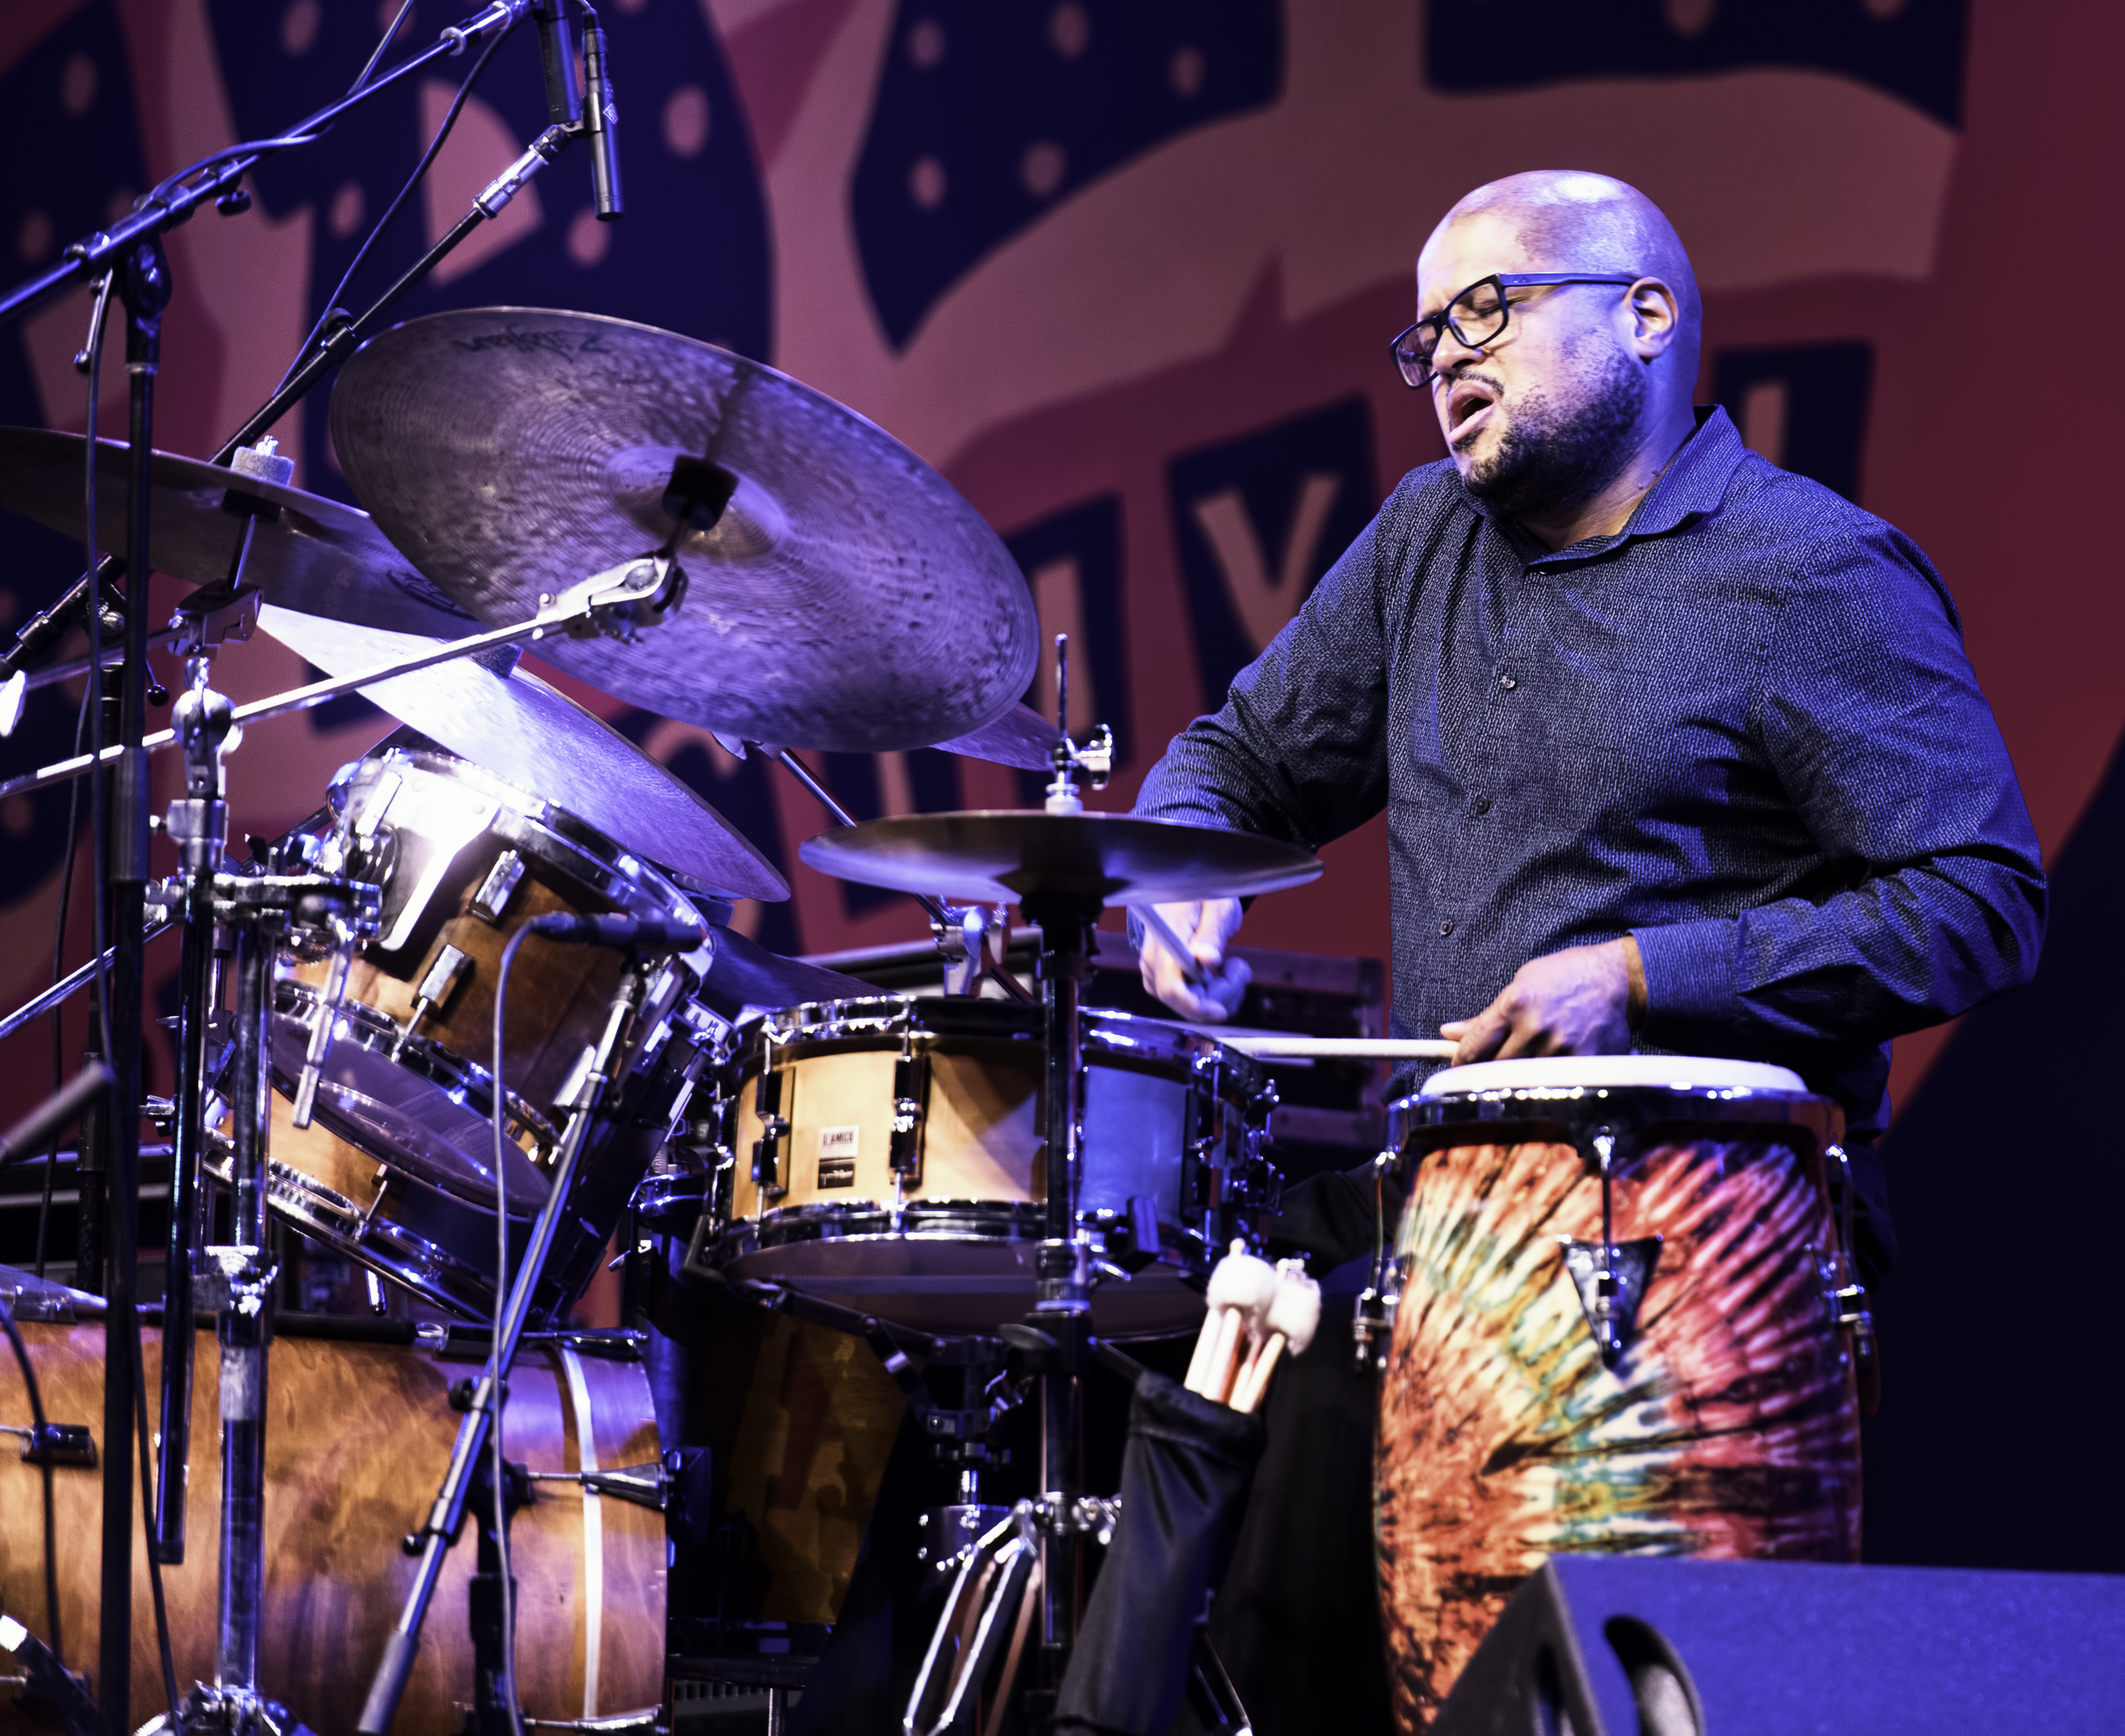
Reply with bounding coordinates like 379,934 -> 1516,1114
355,0 -> 422,97
131,1319 -> 182,1718
79,270 -> 116,1069
268,12 -> 517,405
35,689 -> 92,1277
0,1292 -> 64,1670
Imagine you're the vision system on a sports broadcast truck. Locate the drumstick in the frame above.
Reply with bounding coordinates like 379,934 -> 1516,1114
1230,1260 -> 1322,1416
1217,1036 -> 1462,1061
1230,1334 -> 1285,1415
1132,903 -> 1212,991
1186,1242 -> 1278,1400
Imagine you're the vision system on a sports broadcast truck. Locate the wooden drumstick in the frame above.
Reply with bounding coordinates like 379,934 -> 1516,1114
1231,1260 -> 1321,1416
1186,1242 -> 1278,1401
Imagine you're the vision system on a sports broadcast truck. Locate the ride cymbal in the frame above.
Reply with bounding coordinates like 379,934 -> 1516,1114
0,427 -> 478,638
327,308 -> 1039,753
798,811 -> 1321,908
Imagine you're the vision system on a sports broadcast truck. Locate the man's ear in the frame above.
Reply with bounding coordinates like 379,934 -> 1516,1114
1627,278 -> 1682,360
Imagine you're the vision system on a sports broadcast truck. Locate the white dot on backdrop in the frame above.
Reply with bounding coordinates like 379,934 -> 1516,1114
568,205 -> 611,267
329,181 -> 366,238
614,0 -> 647,13
283,0 -> 323,58
908,156 -> 947,209
1048,3 -> 1088,58
1861,0 -> 1907,16
1021,141 -> 1066,199
1170,44 -> 1205,97
18,209 -> 52,266
375,0 -> 412,43
59,52 -> 97,115
908,19 -> 945,68
662,86 -> 709,157
1665,0 -> 1716,35
106,187 -> 136,223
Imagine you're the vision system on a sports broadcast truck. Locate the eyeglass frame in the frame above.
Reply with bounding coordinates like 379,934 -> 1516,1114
1388,273 -> 1645,389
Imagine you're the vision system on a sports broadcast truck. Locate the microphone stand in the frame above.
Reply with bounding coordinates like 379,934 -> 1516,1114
355,954 -> 660,1736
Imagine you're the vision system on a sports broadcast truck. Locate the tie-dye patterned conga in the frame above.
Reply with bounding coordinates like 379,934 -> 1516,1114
1373,1056 -> 1865,1730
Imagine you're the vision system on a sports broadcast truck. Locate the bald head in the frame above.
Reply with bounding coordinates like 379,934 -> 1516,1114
1426,171 -> 1701,371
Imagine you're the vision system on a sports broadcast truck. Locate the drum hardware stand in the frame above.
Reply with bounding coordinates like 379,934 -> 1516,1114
356,953 -> 664,1736
1821,1144 -> 1877,1391
755,745 -> 1027,1002
1351,1145 -> 1403,1374
0,555 -> 692,805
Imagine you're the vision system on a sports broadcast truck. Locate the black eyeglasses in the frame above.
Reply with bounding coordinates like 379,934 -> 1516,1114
1388,273 -> 1642,389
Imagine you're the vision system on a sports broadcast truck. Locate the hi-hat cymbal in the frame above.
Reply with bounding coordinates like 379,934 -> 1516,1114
933,702 -> 1063,772
259,605 -> 787,903
0,427 -> 480,638
327,308 -> 1039,753
798,811 -> 1321,908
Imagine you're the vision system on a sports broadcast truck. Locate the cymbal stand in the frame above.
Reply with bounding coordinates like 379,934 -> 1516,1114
757,744 -> 1024,1000
154,436 -> 294,1568
355,953 -> 662,1736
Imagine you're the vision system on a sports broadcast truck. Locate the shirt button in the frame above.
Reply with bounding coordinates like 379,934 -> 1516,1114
1498,672 -> 1517,691
1471,793 -> 1491,815
1438,919 -> 1454,936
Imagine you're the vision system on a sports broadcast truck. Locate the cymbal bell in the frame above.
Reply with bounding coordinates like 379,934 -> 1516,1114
798,811 -> 1322,909
327,308 -> 1039,753
0,427 -> 479,638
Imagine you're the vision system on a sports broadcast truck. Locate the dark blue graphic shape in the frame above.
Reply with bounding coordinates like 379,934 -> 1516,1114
1712,342 -> 1874,503
0,2 -> 151,905
1426,0 -> 1968,129
1003,495 -> 1127,806
851,0 -> 1280,349
1167,398 -> 1375,712
204,0 -> 770,503
1866,729 -> 2125,1575
612,709 -> 799,956
823,747 -> 960,919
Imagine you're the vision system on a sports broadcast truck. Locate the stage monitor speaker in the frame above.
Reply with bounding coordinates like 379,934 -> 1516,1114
1433,1555 -> 2125,1736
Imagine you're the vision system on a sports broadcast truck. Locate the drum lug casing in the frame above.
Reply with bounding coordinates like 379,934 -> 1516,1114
890,1046 -> 929,1184
753,1059 -> 789,1198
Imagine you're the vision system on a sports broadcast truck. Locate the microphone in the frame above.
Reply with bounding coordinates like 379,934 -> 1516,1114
528,913 -> 703,950
530,0 -> 581,126
580,3 -> 622,219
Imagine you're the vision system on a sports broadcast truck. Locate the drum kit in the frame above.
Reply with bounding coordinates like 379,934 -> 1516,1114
0,296 -> 1325,1736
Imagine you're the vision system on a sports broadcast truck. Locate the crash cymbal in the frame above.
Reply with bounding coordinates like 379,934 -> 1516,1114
798,811 -> 1321,908
258,605 -> 787,903
691,923 -> 876,1020
933,702 -> 1063,773
327,308 -> 1039,753
0,427 -> 479,638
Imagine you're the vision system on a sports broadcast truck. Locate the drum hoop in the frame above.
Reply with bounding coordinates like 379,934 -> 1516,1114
332,747 -> 694,921
274,981 -> 560,1156
1389,1081 -> 1843,1171
741,995 -> 1267,1098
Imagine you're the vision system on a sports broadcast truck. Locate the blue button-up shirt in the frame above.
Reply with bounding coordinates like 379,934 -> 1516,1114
1136,407 -> 2044,1237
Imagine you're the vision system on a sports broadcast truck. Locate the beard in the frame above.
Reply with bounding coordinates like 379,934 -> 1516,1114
1457,342 -> 1648,521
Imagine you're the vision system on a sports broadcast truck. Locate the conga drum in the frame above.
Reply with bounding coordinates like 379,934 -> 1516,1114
1374,1056 -> 1865,1729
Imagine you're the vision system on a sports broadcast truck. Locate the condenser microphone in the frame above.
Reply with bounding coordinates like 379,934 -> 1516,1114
528,913 -> 702,950
530,0 -> 582,125
580,3 -> 622,219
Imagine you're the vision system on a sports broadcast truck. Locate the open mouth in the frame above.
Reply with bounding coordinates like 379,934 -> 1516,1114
1446,381 -> 1497,442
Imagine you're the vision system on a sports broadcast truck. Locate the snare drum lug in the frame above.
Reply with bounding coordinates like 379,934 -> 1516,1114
468,848 -> 526,922
890,1046 -> 929,1183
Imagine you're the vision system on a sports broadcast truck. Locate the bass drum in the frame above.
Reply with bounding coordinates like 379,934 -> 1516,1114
1373,1056 -> 1865,1731
0,1316 -> 664,1735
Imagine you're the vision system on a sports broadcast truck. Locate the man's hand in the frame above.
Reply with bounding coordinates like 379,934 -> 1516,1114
1138,898 -> 1250,1022
1441,936 -> 1646,1064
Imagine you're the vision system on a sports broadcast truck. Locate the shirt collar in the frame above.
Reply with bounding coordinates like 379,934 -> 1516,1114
1462,405 -> 1745,567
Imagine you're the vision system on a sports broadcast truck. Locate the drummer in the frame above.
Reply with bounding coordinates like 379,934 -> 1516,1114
1132,170 -> 2045,1729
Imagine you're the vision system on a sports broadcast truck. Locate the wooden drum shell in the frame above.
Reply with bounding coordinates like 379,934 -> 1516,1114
0,1323 -> 664,1733
1374,1125 -> 1863,1730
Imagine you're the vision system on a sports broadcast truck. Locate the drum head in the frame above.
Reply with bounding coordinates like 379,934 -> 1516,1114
271,1010 -> 551,1209
1416,1053 -> 1809,1099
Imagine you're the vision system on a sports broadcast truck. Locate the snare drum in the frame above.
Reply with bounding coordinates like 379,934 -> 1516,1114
1372,1056 -> 1865,1729
0,1316 -> 663,1733
690,996 -> 1277,1333
250,741 -> 701,1319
